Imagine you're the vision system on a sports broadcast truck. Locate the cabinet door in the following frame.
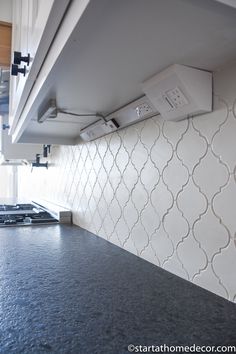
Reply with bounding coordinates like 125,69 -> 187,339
28,0 -> 54,59
0,115 -> 41,161
9,0 -> 70,136
9,0 -> 29,126
9,0 -> 57,130
0,22 -> 12,67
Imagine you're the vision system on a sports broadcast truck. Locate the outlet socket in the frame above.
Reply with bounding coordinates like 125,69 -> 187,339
135,102 -> 153,118
165,87 -> 188,109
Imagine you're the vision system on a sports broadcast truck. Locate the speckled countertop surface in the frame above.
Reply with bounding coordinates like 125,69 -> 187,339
0,224 -> 235,353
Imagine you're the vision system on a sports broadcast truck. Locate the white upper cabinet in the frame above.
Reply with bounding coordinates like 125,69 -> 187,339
0,114 -> 41,162
9,0 -> 70,133
27,0 -> 54,59
10,0 -> 29,125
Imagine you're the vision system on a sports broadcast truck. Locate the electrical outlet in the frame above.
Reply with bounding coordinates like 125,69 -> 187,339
165,87 -> 188,109
135,102 -> 153,118
80,119 -> 119,141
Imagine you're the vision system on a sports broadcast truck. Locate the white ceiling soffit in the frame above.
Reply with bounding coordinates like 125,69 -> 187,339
23,0 -> 236,123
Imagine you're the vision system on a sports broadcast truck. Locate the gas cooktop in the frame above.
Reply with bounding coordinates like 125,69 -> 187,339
0,203 -> 58,227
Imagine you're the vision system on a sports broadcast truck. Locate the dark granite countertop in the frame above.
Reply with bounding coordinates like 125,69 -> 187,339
0,224 -> 235,353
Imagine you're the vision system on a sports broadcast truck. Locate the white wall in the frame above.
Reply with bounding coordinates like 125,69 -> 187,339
0,0 -> 12,22
0,165 -> 14,197
18,62 -> 236,303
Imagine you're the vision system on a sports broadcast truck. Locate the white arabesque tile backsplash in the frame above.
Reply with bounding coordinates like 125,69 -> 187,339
18,63 -> 236,303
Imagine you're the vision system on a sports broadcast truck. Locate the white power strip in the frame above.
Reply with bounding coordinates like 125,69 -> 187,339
106,96 -> 158,129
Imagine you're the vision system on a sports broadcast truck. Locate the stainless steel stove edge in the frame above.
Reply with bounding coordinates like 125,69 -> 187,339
32,199 -> 72,224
